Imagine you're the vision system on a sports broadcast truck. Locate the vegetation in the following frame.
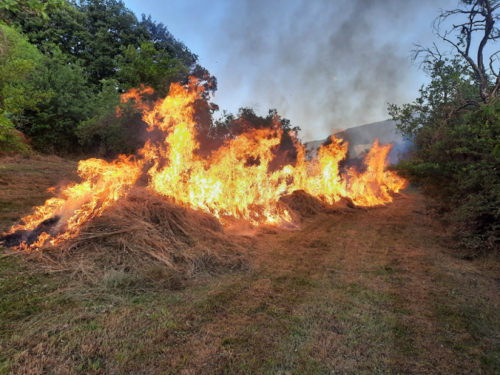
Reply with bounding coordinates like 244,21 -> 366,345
0,0 -> 215,155
389,0 -> 500,251
0,25 -> 46,153
0,0 -> 66,24
0,0 -> 299,158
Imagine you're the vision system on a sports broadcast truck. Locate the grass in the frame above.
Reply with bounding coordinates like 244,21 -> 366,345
1,154 -> 500,374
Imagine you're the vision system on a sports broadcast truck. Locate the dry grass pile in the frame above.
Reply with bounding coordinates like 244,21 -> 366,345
27,188 -> 252,288
279,189 -> 355,220
4,186 -> 364,288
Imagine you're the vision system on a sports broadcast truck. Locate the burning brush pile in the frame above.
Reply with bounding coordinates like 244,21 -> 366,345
1,78 -> 406,285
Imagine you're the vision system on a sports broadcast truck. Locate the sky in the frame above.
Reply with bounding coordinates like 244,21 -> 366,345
125,0 -> 459,142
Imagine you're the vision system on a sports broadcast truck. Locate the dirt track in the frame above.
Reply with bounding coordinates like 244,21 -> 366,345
1,155 -> 499,374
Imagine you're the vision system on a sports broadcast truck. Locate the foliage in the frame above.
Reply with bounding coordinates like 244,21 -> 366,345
0,111 -> 29,153
17,1 -> 200,90
0,25 -> 50,153
415,0 -> 500,104
195,107 -> 301,164
20,48 -> 93,152
8,0 -> 216,155
390,58 -> 500,251
76,82 -> 146,157
390,0 -> 500,251
388,57 -> 479,140
18,0 -> 149,89
0,0 -> 66,24
0,25 -> 47,114
117,41 -> 189,97
138,14 -> 197,69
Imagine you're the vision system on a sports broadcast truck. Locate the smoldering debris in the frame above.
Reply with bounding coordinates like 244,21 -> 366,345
1,216 -> 61,248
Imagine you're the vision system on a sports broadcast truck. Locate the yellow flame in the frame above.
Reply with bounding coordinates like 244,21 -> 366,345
10,155 -> 141,249
7,78 -> 406,249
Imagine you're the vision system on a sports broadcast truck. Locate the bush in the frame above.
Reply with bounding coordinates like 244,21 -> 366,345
393,103 -> 500,251
0,111 -> 29,153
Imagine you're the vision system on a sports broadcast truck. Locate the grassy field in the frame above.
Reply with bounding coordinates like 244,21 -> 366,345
1,154 -> 500,374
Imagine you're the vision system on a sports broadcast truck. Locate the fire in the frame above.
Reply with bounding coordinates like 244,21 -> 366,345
345,140 -> 406,206
5,78 -> 406,250
8,155 -> 141,249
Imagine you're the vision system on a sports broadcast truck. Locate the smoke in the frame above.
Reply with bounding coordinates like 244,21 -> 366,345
206,0 -> 456,141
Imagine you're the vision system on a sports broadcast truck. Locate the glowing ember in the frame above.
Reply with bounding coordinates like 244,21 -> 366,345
4,78 -> 406,250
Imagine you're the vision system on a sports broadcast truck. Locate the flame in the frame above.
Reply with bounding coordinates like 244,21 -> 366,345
137,78 -> 406,224
345,140 -> 406,206
6,78 -> 407,249
9,155 -> 141,249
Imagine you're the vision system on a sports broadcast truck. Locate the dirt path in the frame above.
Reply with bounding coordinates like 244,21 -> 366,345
1,156 -> 499,374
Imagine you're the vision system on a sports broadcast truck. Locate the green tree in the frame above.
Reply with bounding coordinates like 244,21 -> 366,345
117,41 -> 189,97
389,0 -> 500,251
0,25 -> 48,152
194,106 -> 300,165
0,0 -> 66,24
11,0 -> 216,155
20,48 -> 93,152
18,0 -> 150,88
76,81 -> 146,157
139,14 -> 197,70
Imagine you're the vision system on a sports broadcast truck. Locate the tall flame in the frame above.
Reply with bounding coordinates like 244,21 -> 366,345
139,79 -> 405,224
6,78 -> 406,249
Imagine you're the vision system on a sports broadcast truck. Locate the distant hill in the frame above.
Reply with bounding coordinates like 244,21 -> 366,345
305,120 -> 409,163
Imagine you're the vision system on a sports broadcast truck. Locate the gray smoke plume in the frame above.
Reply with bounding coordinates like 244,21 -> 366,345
206,0 -> 457,141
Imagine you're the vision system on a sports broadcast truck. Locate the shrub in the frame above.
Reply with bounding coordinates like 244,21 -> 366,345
393,102 -> 500,251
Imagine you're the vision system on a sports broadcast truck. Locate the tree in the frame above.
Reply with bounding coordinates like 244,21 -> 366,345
18,0 -> 150,88
0,0 -> 66,24
389,0 -> 500,251
0,25 -> 48,153
10,0 -> 217,155
194,107 -> 300,166
21,48 -> 94,152
414,0 -> 500,104
117,41 -> 189,97
139,14 -> 197,69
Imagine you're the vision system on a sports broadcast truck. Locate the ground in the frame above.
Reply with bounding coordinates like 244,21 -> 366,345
1,154 -> 500,374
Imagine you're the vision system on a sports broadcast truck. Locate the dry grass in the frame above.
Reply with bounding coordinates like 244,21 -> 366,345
0,154 -> 78,234
282,190 -> 356,221
27,188 -> 252,288
1,154 -> 500,374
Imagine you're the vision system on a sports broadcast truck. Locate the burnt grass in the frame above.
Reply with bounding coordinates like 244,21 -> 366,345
1,154 -> 500,374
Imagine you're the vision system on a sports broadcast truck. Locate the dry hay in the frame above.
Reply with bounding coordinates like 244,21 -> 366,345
4,188 -> 365,289
19,188 -> 252,289
279,189 -> 356,220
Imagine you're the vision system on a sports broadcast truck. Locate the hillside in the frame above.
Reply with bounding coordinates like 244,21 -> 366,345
306,120 -> 408,163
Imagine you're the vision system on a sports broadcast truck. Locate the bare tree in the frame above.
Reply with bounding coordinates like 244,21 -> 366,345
416,0 -> 500,104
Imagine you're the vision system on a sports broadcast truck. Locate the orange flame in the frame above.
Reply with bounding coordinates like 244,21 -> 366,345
137,78 -> 405,224
7,78 -> 406,249
9,155 -> 141,250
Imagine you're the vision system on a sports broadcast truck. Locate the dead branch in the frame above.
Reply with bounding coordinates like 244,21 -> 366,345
419,0 -> 500,103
